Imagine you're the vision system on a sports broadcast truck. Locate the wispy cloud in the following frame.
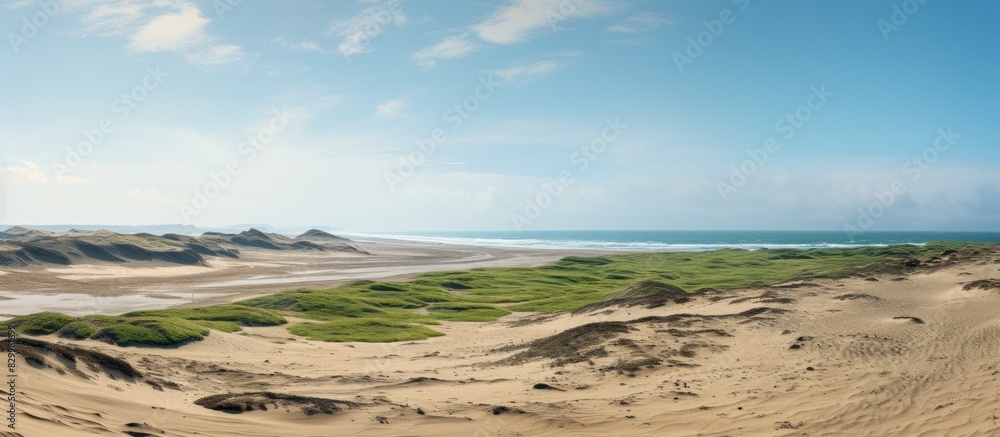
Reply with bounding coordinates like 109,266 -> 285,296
490,60 -> 562,85
375,98 -> 406,119
410,33 -> 480,69
326,0 -> 406,58
75,0 -> 148,37
473,0 -> 620,44
127,4 -> 210,52
66,1 -> 249,69
550,49 -> 586,58
2,160 -> 85,184
183,44 -> 251,69
606,12 -> 674,33
2,160 -> 47,184
265,37 -> 327,54
4,0 -> 35,9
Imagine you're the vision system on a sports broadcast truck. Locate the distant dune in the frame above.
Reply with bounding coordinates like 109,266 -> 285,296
295,228 -> 351,242
0,226 -> 364,267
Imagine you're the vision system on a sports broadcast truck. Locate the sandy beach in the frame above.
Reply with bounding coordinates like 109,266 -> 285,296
3,242 -> 999,436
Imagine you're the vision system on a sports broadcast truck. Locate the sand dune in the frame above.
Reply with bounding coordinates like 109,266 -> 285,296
0,227 -> 363,268
5,248 -> 1000,436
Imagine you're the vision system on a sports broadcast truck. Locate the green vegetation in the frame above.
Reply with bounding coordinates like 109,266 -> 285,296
123,305 -> 286,326
3,312 -> 76,335
425,303 -> 511,321
288,319 -> 446,342
0,304 -> 283,345
190,320 -> 243,333
2,313 -> 209,346
58,320 -> 97,339
1,242 -> 975,345
85,316 -> 209,346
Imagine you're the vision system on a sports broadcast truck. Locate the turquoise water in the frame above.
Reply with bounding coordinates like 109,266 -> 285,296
343,230 -> 1000,251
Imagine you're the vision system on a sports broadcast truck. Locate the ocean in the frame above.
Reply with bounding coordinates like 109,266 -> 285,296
341,230 -> 1000,251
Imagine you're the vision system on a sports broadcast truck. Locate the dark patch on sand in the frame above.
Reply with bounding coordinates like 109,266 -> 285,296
834,294 -> 881,301
194,392 -> 358,415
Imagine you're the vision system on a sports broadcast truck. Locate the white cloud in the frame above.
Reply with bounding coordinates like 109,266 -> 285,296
66,1 -> 248,68
2,160 -> 86,184
606,12 -> 674,33
375,99 -> 406,119
473,0 -> 619,44
127,4 -> 210,52
3,161 -> 48,184
410,34 -> 480,69
327,1 -> 406,58
491,60 -> 562,85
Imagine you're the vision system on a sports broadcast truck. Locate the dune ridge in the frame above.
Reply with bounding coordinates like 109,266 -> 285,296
0,227 -> 364,267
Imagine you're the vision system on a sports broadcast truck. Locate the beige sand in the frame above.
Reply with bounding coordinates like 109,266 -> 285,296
5,250 -> 1000,436
0,238 -> 593,315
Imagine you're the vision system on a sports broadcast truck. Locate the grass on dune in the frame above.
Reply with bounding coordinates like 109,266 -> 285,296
3,241 -> 974,345
58,320 -> 98,339
2,312 -> 76,335
2,313 -> 209,346
1,304 -> 283,345
82,316 -> 209,346
123,305 -> 287,326
287,319 -> 446,343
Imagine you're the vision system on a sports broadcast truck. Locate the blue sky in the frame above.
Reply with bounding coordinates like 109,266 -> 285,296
0,0 -> 997,232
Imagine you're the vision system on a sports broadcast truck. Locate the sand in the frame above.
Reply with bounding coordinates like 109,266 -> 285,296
4,246 -> 1000,436
0,238 -> 592,315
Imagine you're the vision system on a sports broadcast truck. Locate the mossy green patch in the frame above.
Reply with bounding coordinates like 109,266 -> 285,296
58,320 -> 98,339
1,313 -> 209,346
3,312 -> 76,335
288,319 -> 445,342
88,316 -> 208,346
124,305 -> 285,326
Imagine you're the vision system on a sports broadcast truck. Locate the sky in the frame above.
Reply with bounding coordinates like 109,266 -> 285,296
0,0 -> 997,232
